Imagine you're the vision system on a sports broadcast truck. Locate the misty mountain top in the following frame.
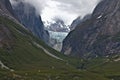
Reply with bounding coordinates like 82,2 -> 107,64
10,0 -> 101,25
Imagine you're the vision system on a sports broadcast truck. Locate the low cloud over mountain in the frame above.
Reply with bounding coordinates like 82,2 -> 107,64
10,0 -> 101,25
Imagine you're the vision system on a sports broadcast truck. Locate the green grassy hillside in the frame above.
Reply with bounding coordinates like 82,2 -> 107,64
0,16 -> 120,80
78,55 -> 120,80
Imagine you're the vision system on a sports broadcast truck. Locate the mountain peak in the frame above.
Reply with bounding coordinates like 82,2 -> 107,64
11,1 -> 50,43
62,0 -> 120,58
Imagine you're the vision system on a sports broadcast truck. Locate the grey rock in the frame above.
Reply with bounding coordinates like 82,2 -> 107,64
62,0 -> 120,58
70,14 -> 91,31
0,0 -> 14,16
12,2 -> 49,43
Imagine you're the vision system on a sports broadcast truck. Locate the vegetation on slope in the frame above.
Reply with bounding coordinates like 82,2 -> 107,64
0,16 -> 120,80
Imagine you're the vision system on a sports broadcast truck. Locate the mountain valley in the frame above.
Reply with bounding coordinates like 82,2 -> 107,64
0,0 -> 120,80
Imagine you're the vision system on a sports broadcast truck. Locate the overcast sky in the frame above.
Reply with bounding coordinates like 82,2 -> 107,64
10,0 -> 101,25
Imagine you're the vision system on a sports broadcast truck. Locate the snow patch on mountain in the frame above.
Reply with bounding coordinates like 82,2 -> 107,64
44,18 -> 70,51
49,31 -> 68,51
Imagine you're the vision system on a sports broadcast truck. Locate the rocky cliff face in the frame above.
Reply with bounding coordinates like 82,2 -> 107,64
0,0 -> 14,49
11,1 -> 49,43
0,0 -> 14,16
62,0 -> 120,58
70,14 -> 91,31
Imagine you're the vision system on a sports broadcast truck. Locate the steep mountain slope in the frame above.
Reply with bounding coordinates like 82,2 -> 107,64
11,1 -> 49,43
0,0 -> 76,79
62,0 -> 120,58
0,16 -> 72,79
0,6 -> 109,80
70,14 -> 91,31
0,0 -> 120,80
0,0 -> 14,16
0,15 -> 68,69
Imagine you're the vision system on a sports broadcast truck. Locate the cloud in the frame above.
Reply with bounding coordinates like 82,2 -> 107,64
10,0 -> 101,25
42,0 -> 101,25
10,0 -> 48,14
41,0 -> 78,25
54,0 -> 101,15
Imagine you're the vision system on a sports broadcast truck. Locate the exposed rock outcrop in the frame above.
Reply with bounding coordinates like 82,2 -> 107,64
0,0 -> 15,49
11,1 -> 49,43
0,0 -> 14,16
70,14 -> 91,31
62,0 -> 120,58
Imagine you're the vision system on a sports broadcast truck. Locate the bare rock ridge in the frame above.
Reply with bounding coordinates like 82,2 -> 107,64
11,1 -> 49,43
0,0 -> 14,49
70,14 -> 91,31
62,0 -> 120,58
1,0 -> 49,44
0,0 -> 14,16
